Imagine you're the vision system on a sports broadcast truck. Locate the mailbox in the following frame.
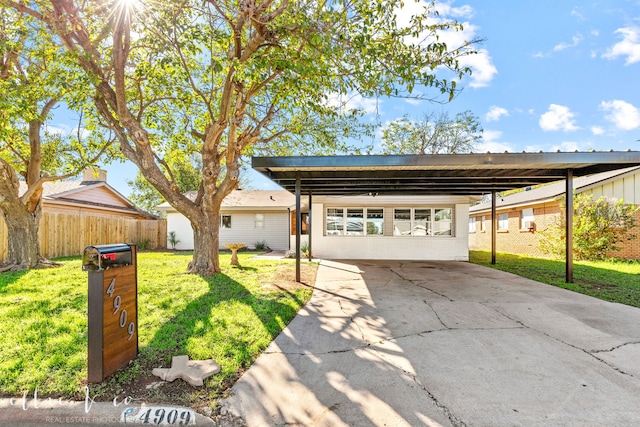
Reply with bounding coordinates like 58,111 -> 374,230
83,244 -> 132,271
85,244 -> 138,383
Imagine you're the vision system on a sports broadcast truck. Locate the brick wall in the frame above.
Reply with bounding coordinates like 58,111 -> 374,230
610,208 -> 640,259
469,202 -> 640,260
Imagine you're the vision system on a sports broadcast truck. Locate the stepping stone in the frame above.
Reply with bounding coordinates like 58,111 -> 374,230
152,355 -> 221,387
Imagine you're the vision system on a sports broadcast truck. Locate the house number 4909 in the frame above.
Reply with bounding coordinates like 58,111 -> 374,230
106,279 -> 136,340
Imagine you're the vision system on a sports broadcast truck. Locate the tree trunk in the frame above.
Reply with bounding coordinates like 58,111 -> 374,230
187,207 -> 221,275
1,203 -> 42,271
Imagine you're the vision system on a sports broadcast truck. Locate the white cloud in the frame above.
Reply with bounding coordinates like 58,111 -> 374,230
550,141 -> 581,152
44,125 -> 70,136
539,104 -> 579,132
476,130 -> 513,153
459,48 -> 498,88
553,34 -> 583,52
602,27 -> 640,65
524,144 -> 543,152
570,8 -> 585,20
405,98 -> 423,106
396,1 -> 497,89
591,126 -> 605,135
325,92 -> 380,115
485,106 -> 509,122
600,99 -> 640,130
434,1 -> 475,19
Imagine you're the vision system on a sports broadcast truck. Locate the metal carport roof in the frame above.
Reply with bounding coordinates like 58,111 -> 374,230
252,151 -> 640,196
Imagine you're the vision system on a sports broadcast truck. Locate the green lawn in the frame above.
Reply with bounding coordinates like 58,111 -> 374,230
469,250 -> 640,308
0,252 -> 315,408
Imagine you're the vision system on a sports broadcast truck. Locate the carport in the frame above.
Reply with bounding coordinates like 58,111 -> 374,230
253,151 -> 640,282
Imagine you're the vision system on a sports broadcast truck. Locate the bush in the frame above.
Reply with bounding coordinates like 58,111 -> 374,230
137,239 -> 151,250
254,240 -> 269,251
538,194 -> 639,260
286,242 -> 311,258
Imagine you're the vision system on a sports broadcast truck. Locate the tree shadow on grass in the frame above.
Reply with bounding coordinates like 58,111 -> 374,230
99,265 -> 312,405
0,269 -> 29,292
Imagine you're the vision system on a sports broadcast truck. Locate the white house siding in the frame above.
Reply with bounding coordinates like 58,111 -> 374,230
289,234 -> 309,251
309,195 -> 472,261
219,210 -> 290,250
166,210 -> 290,251
582,170 -> 640,204
166,211 -> 194,250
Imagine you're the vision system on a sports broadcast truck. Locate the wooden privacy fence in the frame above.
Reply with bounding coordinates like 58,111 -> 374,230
0,212 -> 167,262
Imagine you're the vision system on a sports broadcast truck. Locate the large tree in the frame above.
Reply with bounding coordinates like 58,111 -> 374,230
7,0 -> 480,275
0,8 -> 113,271
381,110 -> 483,155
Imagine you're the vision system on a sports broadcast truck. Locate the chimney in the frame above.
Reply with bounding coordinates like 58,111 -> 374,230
82,168 -> 107,183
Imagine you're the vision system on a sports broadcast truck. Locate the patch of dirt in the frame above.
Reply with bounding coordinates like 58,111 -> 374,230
261,262 -> 318,291
576,280 -> 619,291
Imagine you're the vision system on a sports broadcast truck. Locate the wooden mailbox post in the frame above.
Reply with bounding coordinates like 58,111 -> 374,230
83,244 -> 138,383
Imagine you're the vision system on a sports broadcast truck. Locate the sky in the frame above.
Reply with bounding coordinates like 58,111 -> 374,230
53,0 -> 640,197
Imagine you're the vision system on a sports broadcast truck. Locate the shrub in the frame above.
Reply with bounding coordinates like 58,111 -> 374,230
538,194 -> 639,260
254,240 -> 269,251
286,242 -> 311,258
137,239 -> 151,251
168,231 -> 181,250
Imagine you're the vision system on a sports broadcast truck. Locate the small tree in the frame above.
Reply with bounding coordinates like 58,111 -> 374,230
167,231 -> 180,250
539,194 -> 639,260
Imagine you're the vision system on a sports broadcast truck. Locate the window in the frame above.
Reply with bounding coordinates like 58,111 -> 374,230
393,209 -> 412,236
221,214 -> 232,229
346,209 -> 364,235
366,209 -> 384,235
434,208 -> 452,235
481,215 -> 486,232
326,208 -> 384,236
326,208 -> 344,235
520,208 -> 534,229
498,213 -> 509,230
254,213 -> 265,229
414,209 -> 431,236
469,217 -> 476,233
392,207 -> 453,237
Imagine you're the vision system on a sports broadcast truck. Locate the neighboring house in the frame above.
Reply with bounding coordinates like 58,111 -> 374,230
22,169 -> 153,220
309,194 -> 476,261
469,166 -> 640,259
0,168 -> 165,262
157,190 -> 298,251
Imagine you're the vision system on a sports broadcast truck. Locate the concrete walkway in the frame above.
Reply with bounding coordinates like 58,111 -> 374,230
219,260 -> 640,426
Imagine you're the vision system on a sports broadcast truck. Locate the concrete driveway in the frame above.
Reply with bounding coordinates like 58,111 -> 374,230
219,260 -> 640,426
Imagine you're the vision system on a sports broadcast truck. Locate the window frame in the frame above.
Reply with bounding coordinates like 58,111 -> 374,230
254,213 -> 265,229
392,207 -> 454,237
366,208 -> 385,236
326,207 -> 385,236
469,217 -> 476,233
520,208 -> 534,230
498,213 -> 509,231
220,214 -> 232,229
